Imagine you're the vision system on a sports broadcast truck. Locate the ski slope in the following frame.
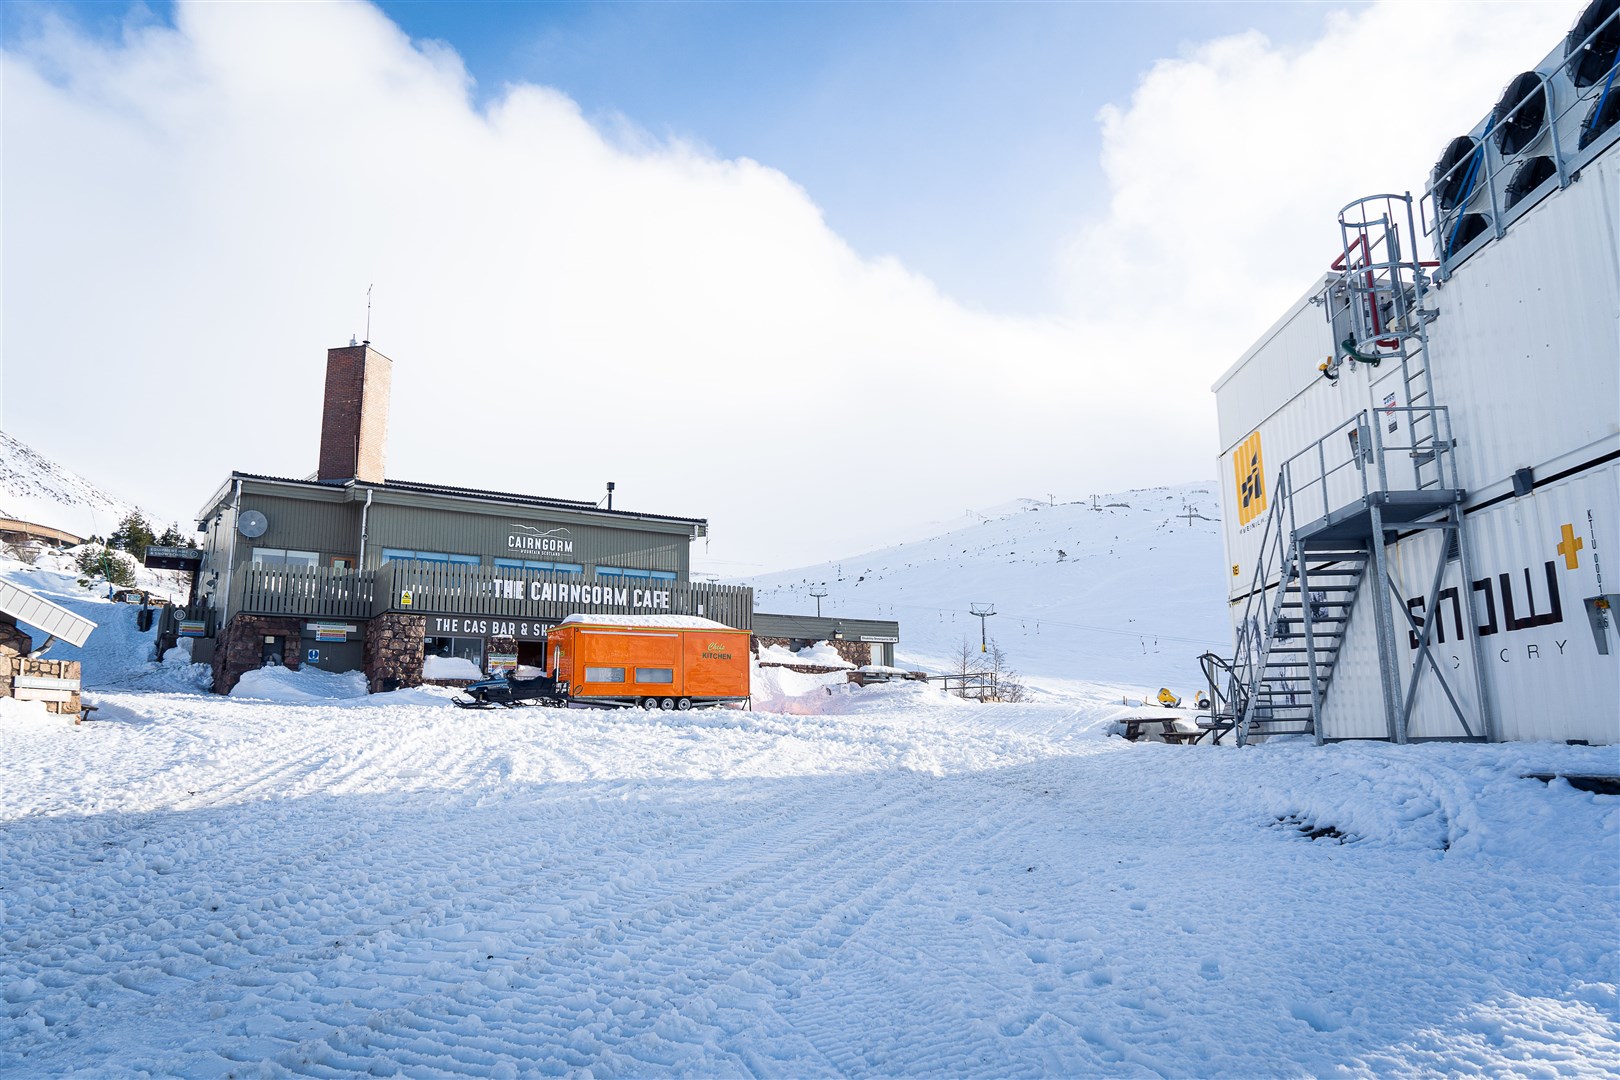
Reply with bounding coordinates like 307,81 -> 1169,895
749,483 -> 1230,693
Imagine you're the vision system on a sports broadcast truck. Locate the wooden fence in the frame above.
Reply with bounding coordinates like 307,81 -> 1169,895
233,560 -> 752,629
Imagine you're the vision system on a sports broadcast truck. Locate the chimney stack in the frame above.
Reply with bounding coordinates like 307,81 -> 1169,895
317,342 -> 392,484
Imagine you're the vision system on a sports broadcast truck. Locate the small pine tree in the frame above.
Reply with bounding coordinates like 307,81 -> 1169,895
110,512 -> 156,560
75,544 -> 137,587
157,524 -> 186,548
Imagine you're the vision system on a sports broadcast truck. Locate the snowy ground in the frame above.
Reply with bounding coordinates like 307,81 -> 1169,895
2,556 -> 1617,1076
3,668 -> 1617,1076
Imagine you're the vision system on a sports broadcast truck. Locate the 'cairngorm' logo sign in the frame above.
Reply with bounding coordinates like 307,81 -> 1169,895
508,524 -> 574,554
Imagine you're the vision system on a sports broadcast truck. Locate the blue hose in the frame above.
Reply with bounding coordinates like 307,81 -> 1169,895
1446,117 -> 1494,258
1591,60 -> 1618,140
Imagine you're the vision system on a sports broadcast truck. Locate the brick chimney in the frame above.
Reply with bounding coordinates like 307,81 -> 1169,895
317,342 -> 392,484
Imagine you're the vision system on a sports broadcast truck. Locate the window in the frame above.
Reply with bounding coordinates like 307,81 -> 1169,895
597,566 -> 676,581
252,548 -> 319,568
425,636 -> 484,664
584,666 -> 625,683
493,558 -> 583,574
382,548 -> 481,566
635,667 -> 674,684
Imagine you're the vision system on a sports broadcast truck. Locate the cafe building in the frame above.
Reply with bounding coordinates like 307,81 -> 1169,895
189,342 -> 751,694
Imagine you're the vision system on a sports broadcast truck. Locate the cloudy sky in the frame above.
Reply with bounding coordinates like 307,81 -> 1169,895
1,0 -> 1584,573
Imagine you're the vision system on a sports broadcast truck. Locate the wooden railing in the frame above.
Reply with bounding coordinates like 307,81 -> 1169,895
235,564 -> 376,619
232,560 -> 753,629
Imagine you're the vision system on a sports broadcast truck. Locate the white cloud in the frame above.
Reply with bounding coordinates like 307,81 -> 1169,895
0,0 -> 1586,571
1061,0 -> 1585,360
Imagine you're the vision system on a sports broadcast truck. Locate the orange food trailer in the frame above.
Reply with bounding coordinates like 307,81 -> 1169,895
546,615 -> 751,710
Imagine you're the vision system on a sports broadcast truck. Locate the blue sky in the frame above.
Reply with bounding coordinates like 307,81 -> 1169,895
373,1 -> 1343,313
41,0 -> 1345,315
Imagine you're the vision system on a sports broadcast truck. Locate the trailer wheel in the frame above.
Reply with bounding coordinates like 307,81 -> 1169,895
659,697 -> 676,711
640,697 -> 659,710
676,697 -> 692,711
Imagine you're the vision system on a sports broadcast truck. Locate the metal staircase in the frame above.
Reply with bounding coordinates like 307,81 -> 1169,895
1202,194 -> 1496,747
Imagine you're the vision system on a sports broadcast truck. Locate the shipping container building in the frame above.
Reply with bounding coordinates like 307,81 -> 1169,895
1208,0 -> 1620,745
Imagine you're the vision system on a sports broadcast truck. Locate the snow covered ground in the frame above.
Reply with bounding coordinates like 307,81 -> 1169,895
1,533 -> 1617,1077
3,669 -> 1617,1073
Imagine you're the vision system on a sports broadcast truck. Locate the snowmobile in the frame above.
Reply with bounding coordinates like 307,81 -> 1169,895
453,670 -> 568,709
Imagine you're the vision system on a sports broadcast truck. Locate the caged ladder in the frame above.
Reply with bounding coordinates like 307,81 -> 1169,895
1201,194 -> 1497,747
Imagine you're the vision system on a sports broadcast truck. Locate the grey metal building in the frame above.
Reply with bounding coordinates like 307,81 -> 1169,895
188,342 -> 750,693
752,613 -> 901,668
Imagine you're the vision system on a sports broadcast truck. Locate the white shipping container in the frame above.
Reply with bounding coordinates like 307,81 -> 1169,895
1210,2 -> 1620,744
1314,464 -> 1620,744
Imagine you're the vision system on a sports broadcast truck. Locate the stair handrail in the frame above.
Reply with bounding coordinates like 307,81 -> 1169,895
1222,460 -> 1302,745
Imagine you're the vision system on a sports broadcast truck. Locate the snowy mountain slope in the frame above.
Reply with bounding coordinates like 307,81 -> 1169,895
0,430 -> 165,540
747,482 -> 1231,691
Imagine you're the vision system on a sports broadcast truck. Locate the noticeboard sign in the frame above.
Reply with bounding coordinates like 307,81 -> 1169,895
144,545 -> 203,571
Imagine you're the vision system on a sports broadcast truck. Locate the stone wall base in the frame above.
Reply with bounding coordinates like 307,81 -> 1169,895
212,615 -> 305,696
0,653 -> 83,715
364,612 -> 425,693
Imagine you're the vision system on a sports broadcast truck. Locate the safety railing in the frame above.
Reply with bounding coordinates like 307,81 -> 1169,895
1421,5 -> 1619,276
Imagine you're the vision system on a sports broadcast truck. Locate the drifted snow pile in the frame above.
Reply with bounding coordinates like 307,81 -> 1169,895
230,666 -> 370,702
0,668 -> 1614,1077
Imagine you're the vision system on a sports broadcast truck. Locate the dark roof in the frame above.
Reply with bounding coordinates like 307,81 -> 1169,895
225,472 -> 707,528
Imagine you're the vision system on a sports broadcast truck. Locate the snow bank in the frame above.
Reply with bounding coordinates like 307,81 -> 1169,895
756,639 -> 855,668
423,655 -> 483,681
229,665 -> 369,702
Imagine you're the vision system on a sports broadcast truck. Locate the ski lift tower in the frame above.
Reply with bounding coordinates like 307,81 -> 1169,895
970,602 -> 996,653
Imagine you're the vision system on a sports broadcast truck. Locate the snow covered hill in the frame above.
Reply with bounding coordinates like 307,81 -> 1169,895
0,430 -> 168,540
747,482 -> 1231,693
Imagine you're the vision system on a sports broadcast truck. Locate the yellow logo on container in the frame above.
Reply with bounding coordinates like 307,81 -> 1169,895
1235,431 -> 1266,526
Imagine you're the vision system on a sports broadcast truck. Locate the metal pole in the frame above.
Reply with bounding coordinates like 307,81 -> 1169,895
1366,503 -> 1405,743
1453,503 -> 1499,741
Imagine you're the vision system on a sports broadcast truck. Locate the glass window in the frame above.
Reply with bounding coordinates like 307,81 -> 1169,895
584,666 -> 625,683
598,566 -> 676,580
495,558 -> 585,574
425,636 -> 483,664
253,548 -> 319,568
382,549 -> 480,566
635,667 -> 674,684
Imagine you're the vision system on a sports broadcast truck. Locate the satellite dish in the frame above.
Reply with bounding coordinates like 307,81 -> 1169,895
238,510 -> 269,539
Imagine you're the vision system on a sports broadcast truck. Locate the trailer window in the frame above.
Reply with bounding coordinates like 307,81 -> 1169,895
635,667 -> 675,684
584,666 -> 625,683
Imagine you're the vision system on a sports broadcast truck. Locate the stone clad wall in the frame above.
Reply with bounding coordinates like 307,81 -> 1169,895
364,612 -> 424,692
0,618 -> 83,716
212,615 -> 304,696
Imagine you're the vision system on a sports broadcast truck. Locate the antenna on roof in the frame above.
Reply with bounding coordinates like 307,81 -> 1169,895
363,284 -> 373,345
